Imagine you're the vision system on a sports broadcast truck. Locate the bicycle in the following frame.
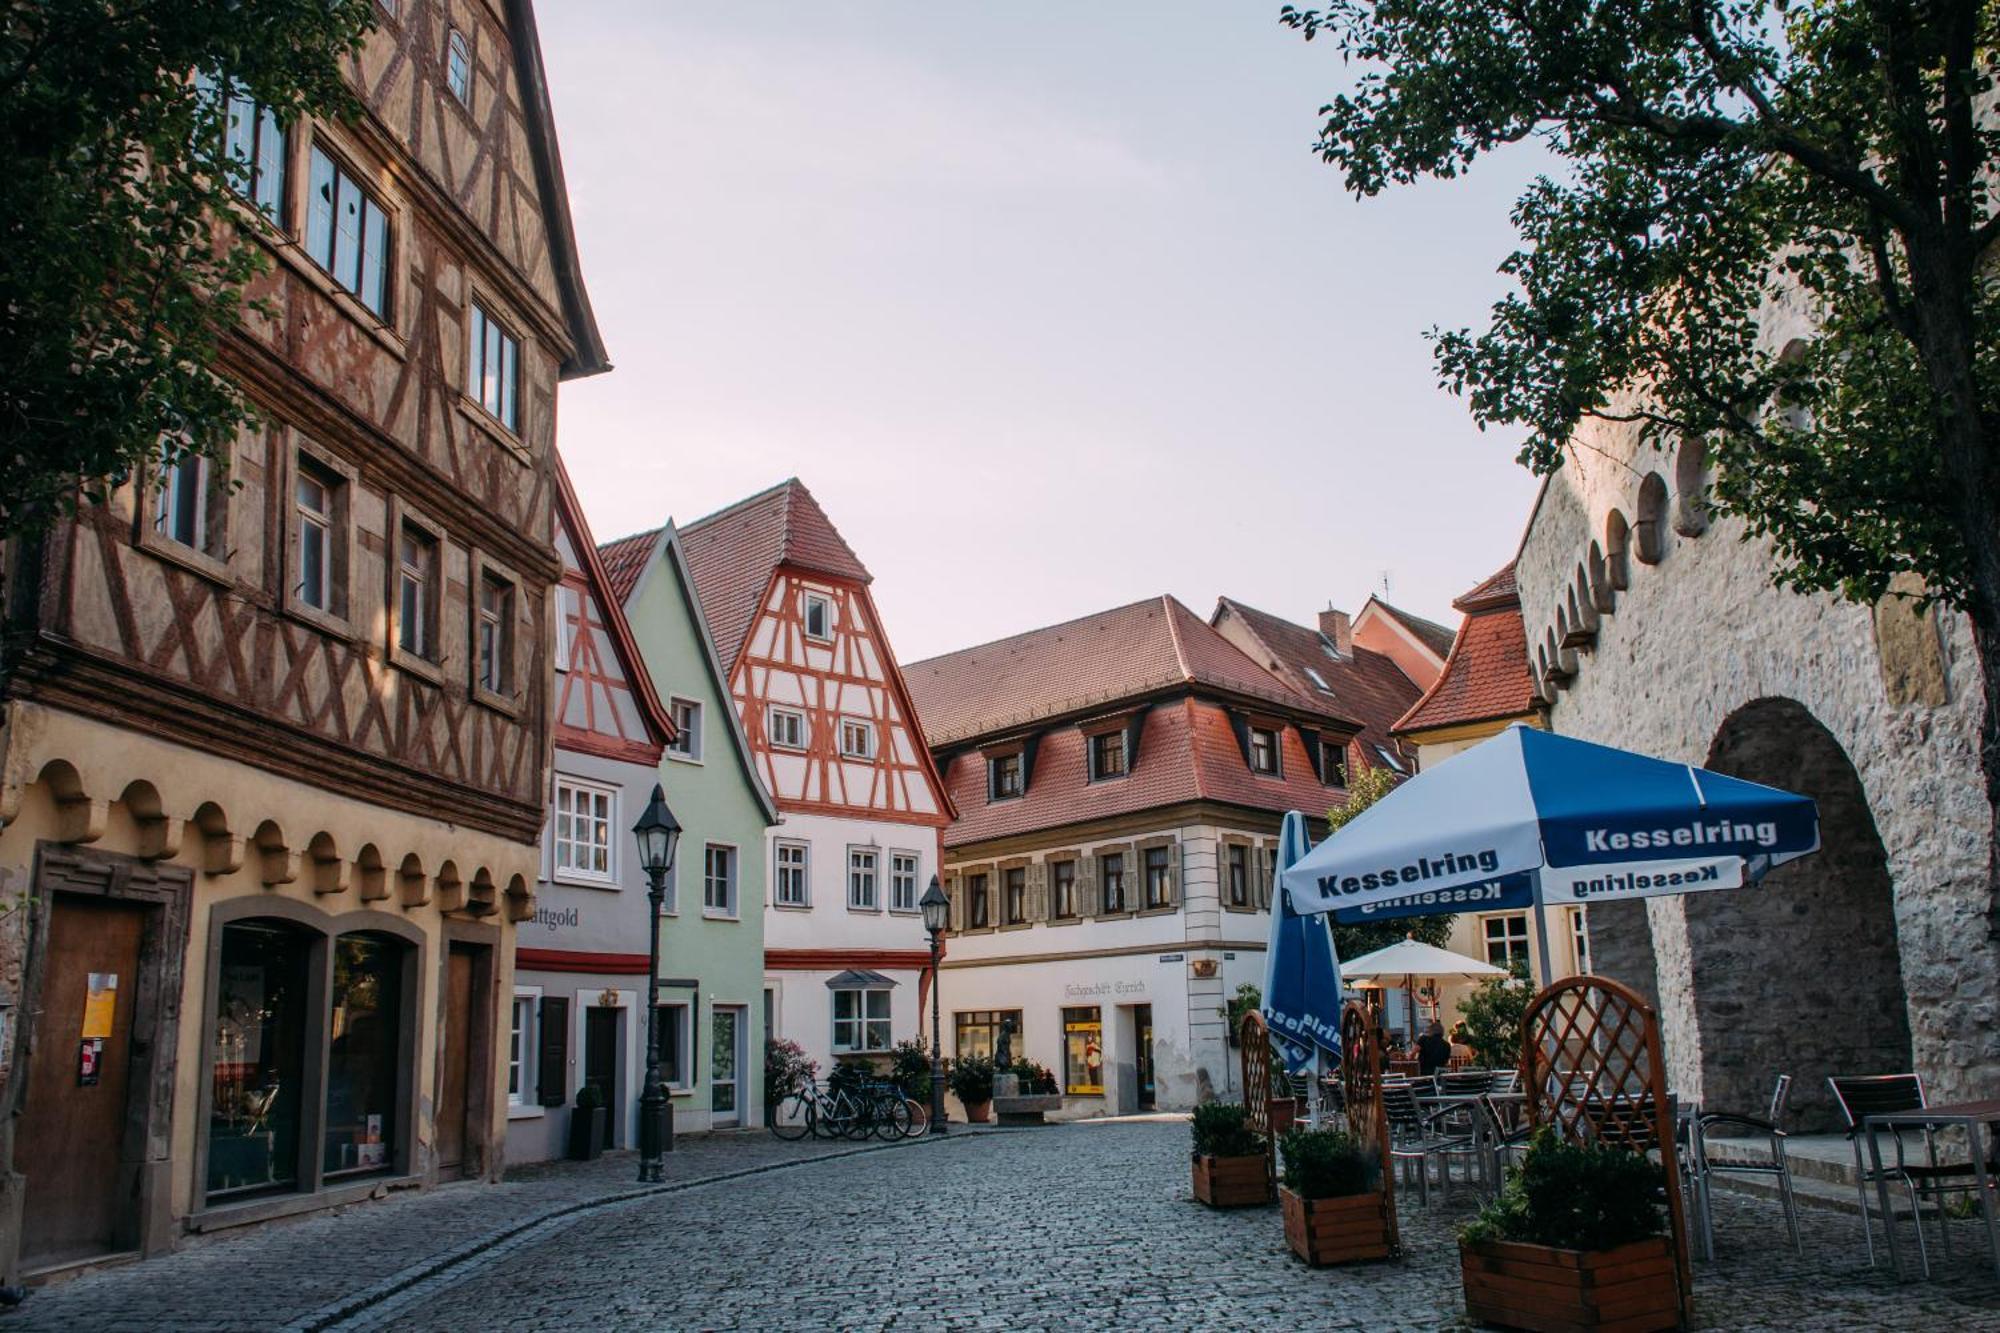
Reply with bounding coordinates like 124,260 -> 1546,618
769,1078 -> 846,1140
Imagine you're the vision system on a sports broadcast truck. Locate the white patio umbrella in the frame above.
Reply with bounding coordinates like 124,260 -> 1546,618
1340,939 -> 1506,1047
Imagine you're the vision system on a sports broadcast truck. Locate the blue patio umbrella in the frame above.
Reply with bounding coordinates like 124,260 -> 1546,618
1262,811 -> 1344,1077
1283,725 -> 1820,983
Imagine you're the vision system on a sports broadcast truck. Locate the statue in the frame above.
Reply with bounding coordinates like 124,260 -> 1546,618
993,1016 -> 1016,1071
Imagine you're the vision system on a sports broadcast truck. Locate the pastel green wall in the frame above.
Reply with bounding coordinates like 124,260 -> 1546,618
624,542 -> 773,1124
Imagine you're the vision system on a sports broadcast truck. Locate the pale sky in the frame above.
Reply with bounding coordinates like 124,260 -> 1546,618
540,3 -> 1547,662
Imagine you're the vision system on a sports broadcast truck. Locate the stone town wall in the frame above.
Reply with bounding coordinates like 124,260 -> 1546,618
1514,392 -> 1995,1114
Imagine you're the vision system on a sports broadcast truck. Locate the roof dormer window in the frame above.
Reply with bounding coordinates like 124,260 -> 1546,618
1248,726 -> 1280,776
1088,731 -> 1127,782
989,752 -> 1023,801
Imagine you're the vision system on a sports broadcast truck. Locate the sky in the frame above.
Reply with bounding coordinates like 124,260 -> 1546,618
538,3 -> 1548,663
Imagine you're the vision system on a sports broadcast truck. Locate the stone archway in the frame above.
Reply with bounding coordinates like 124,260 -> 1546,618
1686,697 -> 1911,1130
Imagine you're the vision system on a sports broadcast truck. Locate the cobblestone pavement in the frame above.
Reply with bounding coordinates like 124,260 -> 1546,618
13,1119 -> 2000,1330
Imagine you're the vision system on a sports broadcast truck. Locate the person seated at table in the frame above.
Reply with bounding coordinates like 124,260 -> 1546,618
1417,1020 -> 1453,1078
1449,1022 -> 1475,1063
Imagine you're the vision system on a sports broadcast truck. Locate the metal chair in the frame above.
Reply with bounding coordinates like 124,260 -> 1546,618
1440,1068 -> 1497,1096
1826,1073 -> 1983,1275
1689,1074 -> 1802,1257
1382,1078 -> 1474,1205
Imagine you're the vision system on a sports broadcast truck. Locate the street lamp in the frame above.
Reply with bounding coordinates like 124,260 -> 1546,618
919,874 -> 951,1136
632,783 -> 681,1182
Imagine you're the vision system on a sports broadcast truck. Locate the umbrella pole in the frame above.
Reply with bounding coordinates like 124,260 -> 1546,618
1532,890 -> 1556,987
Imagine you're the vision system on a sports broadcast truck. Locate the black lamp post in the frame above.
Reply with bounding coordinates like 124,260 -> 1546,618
632,783 -> 681,1182
919,874 -> 950,1135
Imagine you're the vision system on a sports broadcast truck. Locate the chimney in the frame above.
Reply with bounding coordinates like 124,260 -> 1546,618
1319,607 -> 1353,656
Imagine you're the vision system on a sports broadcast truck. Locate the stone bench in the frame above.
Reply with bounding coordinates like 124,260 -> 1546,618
992,1094 -> 1062,1126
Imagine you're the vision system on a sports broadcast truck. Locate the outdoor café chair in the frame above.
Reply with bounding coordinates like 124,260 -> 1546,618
1828,1073 -> 1992,1275
1440,1069 -> 1497,1096
1382,1078 -> 1475,1205
1687,1074 -> 1802,1257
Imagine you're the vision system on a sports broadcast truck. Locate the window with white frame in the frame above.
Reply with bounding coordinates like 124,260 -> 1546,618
553,778 -> 615,882
397,522 -> 439,660
667,697 -> 702,760
446,28 -> 473,107
294,457 -> 340,613
1483,913 -> 1530,968
832,988 -> 891,1053
477,569 -> 515,696
802,592 -> 832,641
704,844 -> 737,916
839,717 -> 875,759
774,840 -> 809,907
1571,907 -> 1592,974
848,848 -> 878,910
196,71 -> 287,220
890,852 -> 919,912
153,441 -> 212,552
768,706 -> 805,750
551,584 -> 574,673
507,991 -> 537,1107
305,143 -> 391,316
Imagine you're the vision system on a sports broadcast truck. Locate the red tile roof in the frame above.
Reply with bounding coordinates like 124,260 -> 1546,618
905,595 -> 1349,747
1368,598 -> 1457,659
1210,598 -> 1424,775
1393,562 -> 1540,734
597,527 -> 658,606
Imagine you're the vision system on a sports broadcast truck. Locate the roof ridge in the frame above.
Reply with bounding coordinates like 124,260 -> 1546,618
679,477 -> 799,534
1161,593 -> 1196,683
598,523 -> 663,554
906,593 -> 1182,669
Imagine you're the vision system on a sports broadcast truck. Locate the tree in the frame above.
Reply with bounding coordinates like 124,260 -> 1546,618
1457,959 -> 1534,1069
1283,2 -> 2000,933
1326,762 -> 1455,959
1,1 -> 375,538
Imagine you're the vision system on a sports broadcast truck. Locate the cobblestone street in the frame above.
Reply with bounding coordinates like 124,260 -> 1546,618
14,1119 -> 1999,1331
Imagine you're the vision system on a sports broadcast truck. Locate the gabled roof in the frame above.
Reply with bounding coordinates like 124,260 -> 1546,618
905,595 -> 1352,748
598,527 -> 657,605
1393,562 -> 1541,735
1209,597 -> 1424,774
553,455 -> 673,749
1359,595 -> 1457,660
504,0 -> 608,377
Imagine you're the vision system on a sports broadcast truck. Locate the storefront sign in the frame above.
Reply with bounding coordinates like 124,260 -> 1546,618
1063,979 -> 1148,1000
1156,953 -> 1184,963
531,905 -> 582,934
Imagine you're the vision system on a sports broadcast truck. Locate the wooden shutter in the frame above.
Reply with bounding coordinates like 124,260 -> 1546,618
537,995 -> 570,1106
1027,862 -> 1048,922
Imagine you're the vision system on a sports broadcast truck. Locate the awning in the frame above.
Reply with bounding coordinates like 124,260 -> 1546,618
824,969 -> 897,989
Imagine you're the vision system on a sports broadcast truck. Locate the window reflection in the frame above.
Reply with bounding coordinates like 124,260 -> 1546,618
208,921 -> 309,1200
323,933 -> 403,1178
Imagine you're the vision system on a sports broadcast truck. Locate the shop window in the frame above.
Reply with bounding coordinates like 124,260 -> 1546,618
774,840 -> 809,906
989,752 -> 1023,801
1003,866 -> 1027,924
323,933 -> 405,1179
305,143 -> 391,316
1143,846 -> 1172,909
1051,859 -> 1077,919
953,1009 -> 1023,1062
1227,844 -> 1249,908
847,848 -> 878,911
1062,1007 -> 1103,1095
1088,731 -> 1127,781
832,988 -> 891,1053
1484,913 -> 1530,967
966,872 -> 990,928
1098,852 -> 1126,913
890,851 -> 920,912
207,920 -> 311,1201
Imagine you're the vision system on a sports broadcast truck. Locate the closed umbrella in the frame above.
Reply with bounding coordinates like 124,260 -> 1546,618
1261,811 -> 1343,1081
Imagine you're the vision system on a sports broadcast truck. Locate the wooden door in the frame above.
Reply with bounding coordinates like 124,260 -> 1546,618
18,895 -> 146,1270
1134,1005 -> 1156,1108
583,1006 -> 618,1111
437,947 -> 473,1175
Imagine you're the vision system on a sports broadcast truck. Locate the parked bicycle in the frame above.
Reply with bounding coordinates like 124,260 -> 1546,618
769,1069 -> 919,1141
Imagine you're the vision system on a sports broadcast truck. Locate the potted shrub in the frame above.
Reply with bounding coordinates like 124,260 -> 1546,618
947,1054 -> 996,1123
567,1082 -> 609,1161
1191,1102 -> 1272,1207
764,1037 -> 818,1112
1278,1126 -> 1394,1265
1009,1059 -> 1059,1095
1459,1128 -> 1680,1332
890,1038 -> 933,1105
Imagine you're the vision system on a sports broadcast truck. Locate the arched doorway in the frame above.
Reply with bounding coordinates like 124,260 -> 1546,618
1688,698 -> 1911,1130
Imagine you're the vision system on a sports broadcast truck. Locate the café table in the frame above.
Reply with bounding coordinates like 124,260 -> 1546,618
1415,1090 -> 1527,1192
1862,1098 -> 2000,1282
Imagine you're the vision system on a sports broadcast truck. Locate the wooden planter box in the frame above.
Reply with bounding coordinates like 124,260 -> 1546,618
1191,1153 -> 1273,1208
1460,1236 -> 1681,1332
1280,1186 -> 1396,1265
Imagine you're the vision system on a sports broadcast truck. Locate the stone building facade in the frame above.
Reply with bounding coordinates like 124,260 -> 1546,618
1513,366 -> 1994,1124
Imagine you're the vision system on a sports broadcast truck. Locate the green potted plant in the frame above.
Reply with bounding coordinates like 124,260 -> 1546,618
889,1038 -> 933,1104
764,1037 -> 818,1111
946,1054 -> 996,1123
1009,1059 -> 1058,1095
1278,1126 -> 1393,1264
567,1082 -> 609,1161
1190,1102 -> 1272,1207
1459,1128 -> 1680,1331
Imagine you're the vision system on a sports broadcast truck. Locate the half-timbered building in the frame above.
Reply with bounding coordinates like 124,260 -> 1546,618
608,480 -> 952,1080
0,1 -> 604,1278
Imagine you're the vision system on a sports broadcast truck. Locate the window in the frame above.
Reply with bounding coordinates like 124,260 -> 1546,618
306,144 -> 391,316
1373,744 -> 1406,774
153,442 -> 211,552
848,848 -> 878,910
953,1009 -> 1023,1062
1227,844 -> 1249,907
989,752 -> 1023,801
396,523 -> 439,659
967,873 -> 990,928
1322,742 -> 1349,788
467,302 -> 520,432
553,778 -> 614,882
294,459 -> 338,612
1484,913 -> 1530,968
552,584 -> 574,672
1003,867 -> 1027,924
1089,731 -> 1127,781
655,1003 -> 691,1088
1248,726 -> 1279,776
774,841 -> 809,907
890,852 -> 919,912
667,698 -> 702,761
832,988 -> 891,1053
321,933 -> 406,1178
704,844 -> 737,916
839,718 -> 875,759
768,706 -> 805,749
1143,846 -> 1172,909
197,72 -> 286,219
208,921 -> 310,1199
1304,665 -> 1332,693
1571,907 -> 1592,974
1062,1006 -> 1103,1095
445,28 -> 473,106
508,992 -> 537,1108
802,593 -> 831,641
1099,853 -> 1126,914
1051,860 -> 1077,919
477,570 -> 514,695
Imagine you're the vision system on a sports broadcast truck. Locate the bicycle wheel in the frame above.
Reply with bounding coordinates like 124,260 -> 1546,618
842,1095 -> 876,1140
817,1092 -> 856,1140
877,1094 -> 914,1139
902,1097 -> 929,1137
769,1090 -> 814,1141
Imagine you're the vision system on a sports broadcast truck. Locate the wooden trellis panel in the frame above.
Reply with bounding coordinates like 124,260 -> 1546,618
1341,1001 -> 1400,1256
1240,1009 -> 1276,1177
1521,975 -> 1692,1315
